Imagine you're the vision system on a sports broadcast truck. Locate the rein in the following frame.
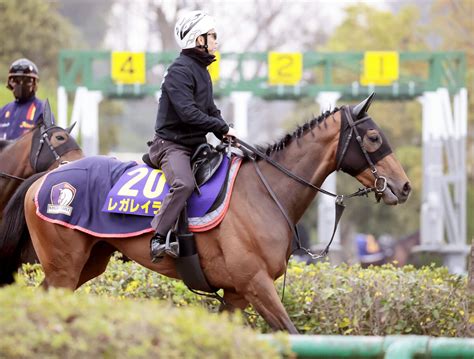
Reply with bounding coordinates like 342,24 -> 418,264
0,172 -> 25,182
234,106 -> 387,260
236,138 -> 370,260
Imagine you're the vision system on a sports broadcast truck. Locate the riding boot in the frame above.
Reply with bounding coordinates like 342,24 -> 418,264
150,232 -> 179,263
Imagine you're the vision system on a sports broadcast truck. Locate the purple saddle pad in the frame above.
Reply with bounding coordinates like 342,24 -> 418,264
102,156 -> 229,217
36,155 -> 230,236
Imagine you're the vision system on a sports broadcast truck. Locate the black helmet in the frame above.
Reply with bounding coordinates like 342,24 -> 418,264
7,58 -> 39,90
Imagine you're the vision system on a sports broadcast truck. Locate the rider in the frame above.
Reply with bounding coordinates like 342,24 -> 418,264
148,10 -> 237,262
0,58 -> 52,140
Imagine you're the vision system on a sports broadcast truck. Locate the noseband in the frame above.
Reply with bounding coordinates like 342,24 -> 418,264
0,125 -> 80,182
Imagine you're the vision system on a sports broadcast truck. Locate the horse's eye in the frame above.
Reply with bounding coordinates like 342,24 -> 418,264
369,134 -> 379,142
367,129 -> 380,142
363,129 -> 382,153
56,135 -> 65,141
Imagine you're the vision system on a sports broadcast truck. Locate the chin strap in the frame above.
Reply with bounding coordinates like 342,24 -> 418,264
196,34 -> 209,53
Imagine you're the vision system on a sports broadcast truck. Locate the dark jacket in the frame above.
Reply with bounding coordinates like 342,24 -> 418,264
0,96 -> 51,140
154,49 -> 229,147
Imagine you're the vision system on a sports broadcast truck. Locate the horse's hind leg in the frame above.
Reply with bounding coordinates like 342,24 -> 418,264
25,196 -> 93,290
242,271 -> 298,334
76,242 -> 116,289
32,230 -> 93,290
34,228 -> 93,291
20,239 -> 39,264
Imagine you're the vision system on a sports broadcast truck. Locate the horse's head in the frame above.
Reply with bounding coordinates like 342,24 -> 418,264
336,93 -> 411,205
30,99 -> 83,172
0,103 -> 83,186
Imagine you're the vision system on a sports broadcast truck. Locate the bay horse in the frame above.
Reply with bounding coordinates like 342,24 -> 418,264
0,101 -> 82,215
0,101 -> 83,283
1,94 -> 411,333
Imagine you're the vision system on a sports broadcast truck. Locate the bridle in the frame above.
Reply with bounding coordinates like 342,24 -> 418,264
31,123 -> 76,173
233,105 -> 392,259
336,105 -> 388,198
0,124 -> 80,182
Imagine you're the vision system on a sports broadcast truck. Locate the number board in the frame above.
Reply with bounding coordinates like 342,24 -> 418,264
360,51 -> 399,86
208,51 -> 220,83
268,52 -> 303,86
103,165 -> 169,217
111,52 -> 146,84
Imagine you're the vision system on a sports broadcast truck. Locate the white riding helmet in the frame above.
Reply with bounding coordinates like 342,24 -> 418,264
174,10 -> 216,49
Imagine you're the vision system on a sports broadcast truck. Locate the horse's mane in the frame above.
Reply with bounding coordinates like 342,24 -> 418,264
254,107 -> 340,157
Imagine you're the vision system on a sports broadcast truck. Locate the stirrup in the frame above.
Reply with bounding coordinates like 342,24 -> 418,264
150,231 -> 179,263
150,232 -> 167,263
164,231 -> 179,259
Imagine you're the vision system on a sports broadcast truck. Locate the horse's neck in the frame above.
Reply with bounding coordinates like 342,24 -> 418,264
258,112 -> 341,223
0,136 -> 33,196
55,149 -> 84,167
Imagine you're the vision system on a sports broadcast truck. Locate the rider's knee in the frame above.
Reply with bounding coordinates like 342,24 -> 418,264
172,177 -> 195,195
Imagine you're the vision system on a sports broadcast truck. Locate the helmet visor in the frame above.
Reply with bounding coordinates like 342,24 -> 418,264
9,63 -> 38,78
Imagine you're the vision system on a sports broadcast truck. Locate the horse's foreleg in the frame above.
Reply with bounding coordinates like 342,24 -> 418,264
220,290 -> 249,312
243,270 -> 298,334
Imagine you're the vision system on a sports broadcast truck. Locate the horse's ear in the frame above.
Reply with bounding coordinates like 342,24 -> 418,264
352,92 -> 375,119
42,99 -> 53,128
65,122 -> 77,134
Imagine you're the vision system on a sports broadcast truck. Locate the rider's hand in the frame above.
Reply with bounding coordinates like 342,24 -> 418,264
225,127 -> 238,138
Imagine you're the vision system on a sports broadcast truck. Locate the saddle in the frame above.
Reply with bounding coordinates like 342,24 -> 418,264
142,143 -> 223,191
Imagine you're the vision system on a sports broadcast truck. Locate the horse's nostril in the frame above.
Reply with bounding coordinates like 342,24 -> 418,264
403,182 -> 411,196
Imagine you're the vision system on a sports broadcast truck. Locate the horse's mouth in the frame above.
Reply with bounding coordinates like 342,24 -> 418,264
380,182 -> 408,205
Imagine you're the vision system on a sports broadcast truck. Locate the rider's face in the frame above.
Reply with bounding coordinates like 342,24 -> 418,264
206,30 -> 218,54
8,76 -> 36,101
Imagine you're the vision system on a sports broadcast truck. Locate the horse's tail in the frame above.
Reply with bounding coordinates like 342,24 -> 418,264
0,172 -> 45,286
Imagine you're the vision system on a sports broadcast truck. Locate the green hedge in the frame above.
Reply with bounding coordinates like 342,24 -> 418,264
280,261 -> 472,337
0,285 -> 287,358
17,258 -> 473,337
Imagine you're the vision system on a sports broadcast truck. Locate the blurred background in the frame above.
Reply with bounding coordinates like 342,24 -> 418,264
0,0 -> 472,272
